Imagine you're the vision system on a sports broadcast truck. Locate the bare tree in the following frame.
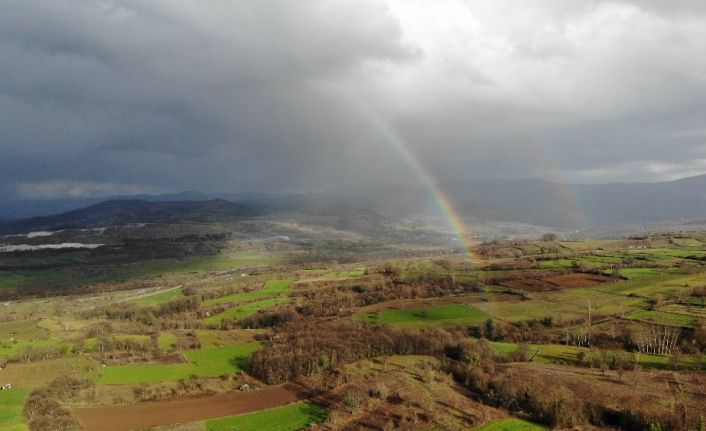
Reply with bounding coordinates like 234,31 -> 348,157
633,324 -> 681,355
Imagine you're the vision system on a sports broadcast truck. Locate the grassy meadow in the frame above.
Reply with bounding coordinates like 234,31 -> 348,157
97,342 -> 261,384
0,389 -> 30,431
359,303 -> 490,327
204,402 -> 328,431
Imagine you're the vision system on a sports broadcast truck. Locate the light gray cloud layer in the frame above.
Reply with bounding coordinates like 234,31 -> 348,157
1,0 -> 705,198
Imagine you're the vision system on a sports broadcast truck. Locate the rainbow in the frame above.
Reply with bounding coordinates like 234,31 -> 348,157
362,112 -> 478,262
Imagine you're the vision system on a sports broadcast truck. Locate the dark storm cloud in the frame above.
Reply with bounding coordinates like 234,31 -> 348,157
1,0 -> 706,198
0,0 -> 415,197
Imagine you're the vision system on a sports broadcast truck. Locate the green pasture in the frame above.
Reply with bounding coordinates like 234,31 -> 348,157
474,418 -> 548,431
204,297 -> 289,324
132,288 -> 185,305
558,240 -> 623,251
598,271 -> 701,298
626,248 -> 706,266
538,259 -> 574,269
359,304 -> 490,327
0,320 -> 66,359
97,342 -> 261,384
0,388 -> 30,431
617,268 -> 662,279
474,288 -> 642,322
325,267 -> 366,278
660,303 -> 706,319
626,310 -> 696,328
203,279 -> 292,307
204,402 -> 328,431
487,340 -> 706,370
0,253 -> 275,291
158,333 -> 178,352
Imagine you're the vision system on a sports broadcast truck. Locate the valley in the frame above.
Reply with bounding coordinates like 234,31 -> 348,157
1,219 -> 706,430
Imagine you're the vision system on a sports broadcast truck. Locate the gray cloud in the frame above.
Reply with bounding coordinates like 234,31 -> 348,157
1,0 -> 705,199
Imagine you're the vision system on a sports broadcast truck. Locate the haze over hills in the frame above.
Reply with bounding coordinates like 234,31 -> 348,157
0,200 -> 262,235
4,174 -> 706,238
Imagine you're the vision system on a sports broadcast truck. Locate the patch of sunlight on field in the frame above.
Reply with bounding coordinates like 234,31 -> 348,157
474,418 -> 548,430
204,402 -> 328,431
600,271 -> 703,298
132,288 -> 185,305
203,279 -> 292,307
474,288 -> 641,322
158,333 -> 178,352
626,310 -> 696,328
97,342 -> 261,384
558,240 -> 622,251
359,303 -> 490,327
204,297 -> 289,324
538,259 -> 574,269
196,329 -> 262,348
616,268 -> 662,279
486,339 -> 706,370
0,389 -> 30,431
661,303 -> 706,319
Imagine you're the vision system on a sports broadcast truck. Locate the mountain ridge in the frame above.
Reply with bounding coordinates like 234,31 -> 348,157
3,174 -> 706,234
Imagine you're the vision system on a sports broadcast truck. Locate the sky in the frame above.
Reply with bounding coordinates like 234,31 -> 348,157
1,0 -> 706,199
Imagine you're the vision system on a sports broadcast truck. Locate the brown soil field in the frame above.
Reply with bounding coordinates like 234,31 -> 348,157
500,278 -> 562,292
72,383 -> 308,431
544,272 -> 614,288
500,272 -> 613,292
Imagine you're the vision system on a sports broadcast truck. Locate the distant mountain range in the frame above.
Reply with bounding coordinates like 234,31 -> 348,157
0,199 -> 261,235
3,174 -> 706,235
0,191 -> 279,220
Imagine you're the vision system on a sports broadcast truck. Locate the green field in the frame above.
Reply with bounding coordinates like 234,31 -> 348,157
538,259 -> 574,269
204,402 -> 328,431
203,279 -> 292,307
474,418 -> 548,431
617,268 -> 662,279
0,389 -> 30,431
627,310 -> 696,328
204,297 -> 289,324
0,319 -> 66,359
475,288 -> 642,322
132,288 -> 185,305
98,342 -> 261,384
597,272 -> 696,298
0,253 -> 276,291
359,304 -> 490,327
487,340 -> 706,370
324,267 -> 366,278
158,333 -> 178,352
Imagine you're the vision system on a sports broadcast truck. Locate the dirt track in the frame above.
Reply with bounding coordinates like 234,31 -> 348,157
73,384 -> 308,431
